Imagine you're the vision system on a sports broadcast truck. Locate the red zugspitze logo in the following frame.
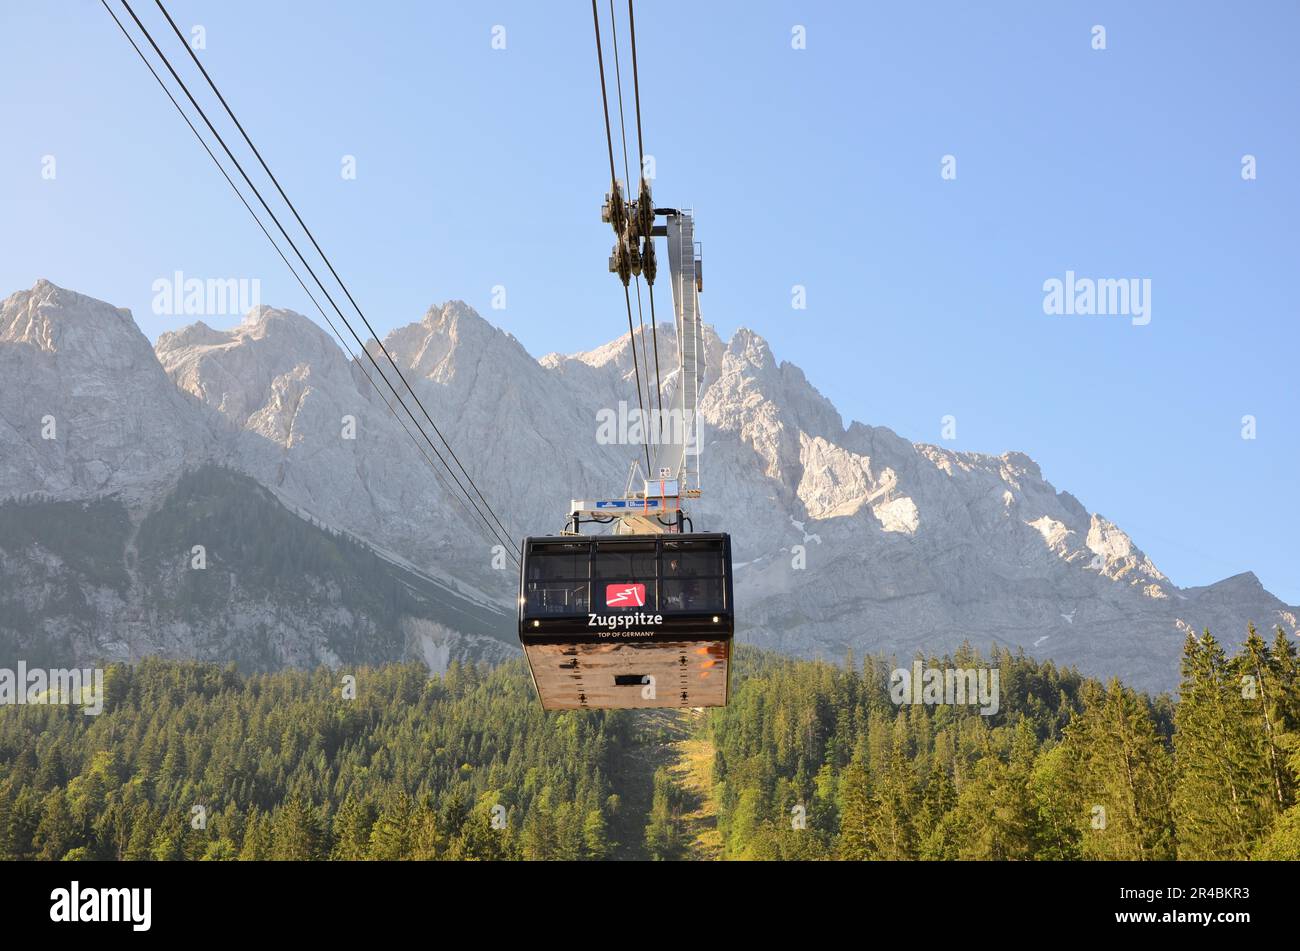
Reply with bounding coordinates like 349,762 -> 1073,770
605,583 -> 646,608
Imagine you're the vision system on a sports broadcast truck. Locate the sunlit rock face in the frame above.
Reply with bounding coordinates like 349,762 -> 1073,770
2,281 -> 1293,690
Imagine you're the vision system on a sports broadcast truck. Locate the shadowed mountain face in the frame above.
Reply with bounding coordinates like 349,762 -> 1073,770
0,466 -> 516,672
1,280 -> 1294,690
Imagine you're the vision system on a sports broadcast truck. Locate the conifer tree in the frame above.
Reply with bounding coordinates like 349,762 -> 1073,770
836,755 -> 875,860
582,808 -> 610,860
238,810 -> 272,861
330,795 -> 375,861
0,785 -> 15,861
33,789 -> 77,861
271,796 -> 322,860
149,813 -> 186,861
1028,743 -> 1081,859
1173,631 -> 1274,858
1241,625 -> 1299,812
367,792 -> 414,860
870,716 -> 918,859
644,768 -> 686,860
1254,727 -> 1300,858
986,719 -> 1040,860
409,799 -> 443,861
123,805 -> 157,862
1064,679 -> 1173,860
1269,626 -> 1300,734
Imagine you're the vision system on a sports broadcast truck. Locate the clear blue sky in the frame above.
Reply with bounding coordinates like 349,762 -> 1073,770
1,1 -> 1296,601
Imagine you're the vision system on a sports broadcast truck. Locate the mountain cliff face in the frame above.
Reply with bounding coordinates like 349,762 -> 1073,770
0,464 -> 515,673
0,281 -> 214,502
1,280 -> 1294,691
0,283 -> 514,673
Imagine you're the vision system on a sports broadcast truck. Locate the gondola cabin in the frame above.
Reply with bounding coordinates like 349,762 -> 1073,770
519,533 -> 733,710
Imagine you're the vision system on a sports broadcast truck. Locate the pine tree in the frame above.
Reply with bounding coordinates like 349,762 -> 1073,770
123,805 -> 157,862
271,796 -> 322,860
7,642 -> 1298,864
367,792 -> 413,860
33,789 -> 77,861
947,738 -> 1005,860
869,716 -> 918,859
836,755 -> 875,860
1065,679 -> 1174,860
1026,743 -> 1080,859
238,810 -> 272,861
1254,729 -> 1300,858
582,808 -> 610,860
520,804 -> 557,861
723,787 -> 762,859
1269,626 -> 1300,735
986,719 -> 1039,860
644,768 -> 686,860
1173,631 -> 1274,858
330,795 -> 374,860
0,785 -> 14,861
449,794 -> 506,860
918,762 -> 956,844
150,814 -> 186,861
1242,625 -> 1297,812
409,799 -> 443,861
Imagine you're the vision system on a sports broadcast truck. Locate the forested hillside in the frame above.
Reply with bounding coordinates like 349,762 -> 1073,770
0,465 -> 515,672
1,627 -> 1297,860
705,628 -> 1300,859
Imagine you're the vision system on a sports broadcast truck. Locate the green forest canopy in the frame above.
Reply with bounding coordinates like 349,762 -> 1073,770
0,625 -> 1297,861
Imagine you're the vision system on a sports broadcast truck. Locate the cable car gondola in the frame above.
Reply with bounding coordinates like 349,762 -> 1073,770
519,533 -> 733,709
515,8 -> 728,710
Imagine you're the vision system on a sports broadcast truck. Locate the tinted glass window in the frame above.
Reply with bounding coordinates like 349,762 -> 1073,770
663,539 -> 725,580
525,580 -> 589,614
662,577 -> 724,611
593,544 -> 657,578
662,549 -> 723,578
528,544 -> 589,581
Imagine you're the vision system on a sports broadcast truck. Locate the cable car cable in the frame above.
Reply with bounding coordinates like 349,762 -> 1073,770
626,0 -> 666,448
606,0 -> 656,464
591,0 -> 619,191
599,0 -> 653,477
148,0 -> 518,558
591,0 -> 652,478
109,0 -> 519,564
632,277 -> 662,450
106,2 -> 520,569
620,284 -> 652,477
99,1 -> 519,571
125,0 -> 518,563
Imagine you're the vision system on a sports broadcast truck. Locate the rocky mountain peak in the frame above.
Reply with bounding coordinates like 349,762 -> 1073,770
1,282 -> 1294,691
379,300 -> 533,386
157,305 -> 355,432
2,279 -> 148,361
0,280 -> 211,501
